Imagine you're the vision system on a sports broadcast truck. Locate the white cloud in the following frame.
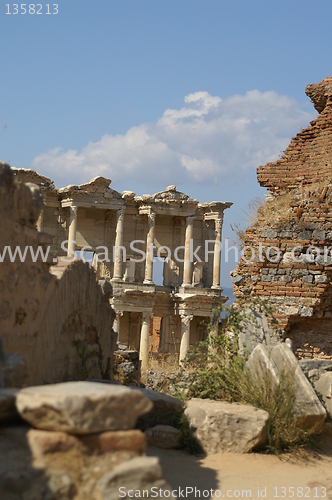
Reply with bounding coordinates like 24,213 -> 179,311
31,89 -> 315,188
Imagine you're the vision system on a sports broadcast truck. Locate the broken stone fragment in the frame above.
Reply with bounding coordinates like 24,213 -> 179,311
184,399 -> 269,454
145,424 -> 183,449
247,343 -> 326,429
96,456 -> 169,500
16,381 -> 153,434
117,361 -> 136,376
314,372 -> 332,416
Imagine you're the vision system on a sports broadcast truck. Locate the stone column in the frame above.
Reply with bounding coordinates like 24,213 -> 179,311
139,312 -> 153,370
113,310 -> 123,340
144,212 -> 156,284
37,208 -> 44,232
67,206 -> 78,257
182,216 -> 195,286
179,314 -> 194,362
113,207 -> 125,281
212,217 -> 223,289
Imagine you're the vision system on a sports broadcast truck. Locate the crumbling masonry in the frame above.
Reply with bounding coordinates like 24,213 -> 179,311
0,164 -> 116,385
232,77 -> 332,360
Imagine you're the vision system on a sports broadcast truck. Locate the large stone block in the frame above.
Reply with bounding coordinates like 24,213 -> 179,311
314,372 -> 332,415
184,399 -> 269,454
247,343 -> 326,429
16,381 -> 153,434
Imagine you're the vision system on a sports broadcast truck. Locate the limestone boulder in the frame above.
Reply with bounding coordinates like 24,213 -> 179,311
314,372 -> 332,415
135,388 -> 184,427
184,399 -> 269,454
0,388 -> 20,423
247,343 -> 326,428
145,425 -> 183,449
96,456 -> 169,500
16,381 -> 153,434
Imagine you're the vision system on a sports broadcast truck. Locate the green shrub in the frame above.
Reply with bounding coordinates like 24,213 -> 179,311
171,306 -> 320,455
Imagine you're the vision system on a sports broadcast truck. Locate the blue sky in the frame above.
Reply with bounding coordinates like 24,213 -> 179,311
1,0 -> 331,287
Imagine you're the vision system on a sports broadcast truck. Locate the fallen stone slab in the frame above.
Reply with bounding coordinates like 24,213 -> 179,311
247,343 -> 326,429
96,456 -> 169,500
0,388 -> 20,423
314,372 -> 332,415
135,388 -> 184,427
16,381 -> 153,434
145,425 -> 183,449
184,399 -> 269,454
299,359 -> 332,374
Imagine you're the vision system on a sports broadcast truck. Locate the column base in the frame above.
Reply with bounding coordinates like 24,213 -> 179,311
211,284 -> 222,290
143,279 -> 154,285
111,277 -> 122,283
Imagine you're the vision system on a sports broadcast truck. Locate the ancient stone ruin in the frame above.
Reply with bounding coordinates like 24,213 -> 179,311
233,77 -> 332,361
0,163 -> 116,386
12,168 -> 232,369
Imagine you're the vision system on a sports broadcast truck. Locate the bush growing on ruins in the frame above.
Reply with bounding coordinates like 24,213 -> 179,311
171,305 -> 320,454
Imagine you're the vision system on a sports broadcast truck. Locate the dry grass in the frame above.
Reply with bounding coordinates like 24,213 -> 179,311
171,332 -> 322,454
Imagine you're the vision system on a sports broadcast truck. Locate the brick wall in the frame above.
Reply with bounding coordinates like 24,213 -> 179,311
233,77 -> 332,359
257,77 -> 332,192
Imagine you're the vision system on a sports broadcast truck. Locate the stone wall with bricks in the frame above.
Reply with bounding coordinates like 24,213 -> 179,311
257,77 -> 332,193
233,77 -> 332,360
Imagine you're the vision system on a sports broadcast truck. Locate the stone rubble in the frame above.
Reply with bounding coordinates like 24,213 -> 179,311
0,378 -> 172,499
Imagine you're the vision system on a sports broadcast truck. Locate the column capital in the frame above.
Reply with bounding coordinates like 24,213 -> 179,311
215,217 -> 223,232
142,311 -> 153,323
180,313 -> 194,326
70,205 -> 78,216
147,210 -> 156,226
186,215 -> 195,226
117,206 -> 126,220
114,309 -> 124,319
